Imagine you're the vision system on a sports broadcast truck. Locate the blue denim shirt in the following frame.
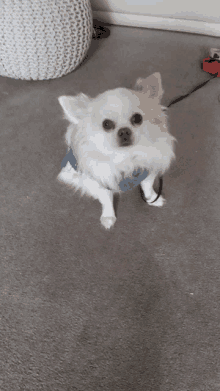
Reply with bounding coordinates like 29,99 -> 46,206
61,149 -> 149,192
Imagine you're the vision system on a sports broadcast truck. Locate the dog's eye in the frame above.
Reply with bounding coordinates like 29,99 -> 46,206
102,119 -> 115,131
130,113 -> 143,126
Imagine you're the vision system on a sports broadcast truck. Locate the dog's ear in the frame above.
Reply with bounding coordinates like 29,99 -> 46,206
58,93 -> 90,124
134,73 -> 164,102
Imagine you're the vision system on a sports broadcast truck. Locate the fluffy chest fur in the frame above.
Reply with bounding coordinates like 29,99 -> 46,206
61,148 -> 149,191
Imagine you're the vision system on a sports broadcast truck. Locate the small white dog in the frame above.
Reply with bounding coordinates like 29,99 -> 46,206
57,73 -> 176,229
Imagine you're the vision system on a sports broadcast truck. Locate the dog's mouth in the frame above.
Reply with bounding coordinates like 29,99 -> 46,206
120,141 -> 132,147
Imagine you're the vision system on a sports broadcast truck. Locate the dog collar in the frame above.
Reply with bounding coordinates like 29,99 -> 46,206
61,149 -> 151,193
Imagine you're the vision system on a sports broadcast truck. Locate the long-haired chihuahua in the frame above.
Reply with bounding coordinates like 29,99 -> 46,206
57,73 -> 176,229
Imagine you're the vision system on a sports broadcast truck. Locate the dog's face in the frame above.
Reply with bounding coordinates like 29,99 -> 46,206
85,88 -> 147,150
58,73 -> 168,156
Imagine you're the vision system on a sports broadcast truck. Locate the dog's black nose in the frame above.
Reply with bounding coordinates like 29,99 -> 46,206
118,127 -> 132,146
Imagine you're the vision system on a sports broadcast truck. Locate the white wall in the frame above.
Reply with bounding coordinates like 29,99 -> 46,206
91,0 -> 220,24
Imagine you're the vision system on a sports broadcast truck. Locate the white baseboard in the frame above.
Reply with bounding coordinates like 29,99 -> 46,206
93,10 -> 220,37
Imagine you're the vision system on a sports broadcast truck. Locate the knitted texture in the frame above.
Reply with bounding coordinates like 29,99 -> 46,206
0,0 -> 93,80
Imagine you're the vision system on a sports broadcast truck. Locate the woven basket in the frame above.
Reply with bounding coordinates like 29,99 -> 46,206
0,0 -> 93,80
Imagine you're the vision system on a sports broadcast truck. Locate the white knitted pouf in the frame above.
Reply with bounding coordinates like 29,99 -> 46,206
0,0 -> 93,80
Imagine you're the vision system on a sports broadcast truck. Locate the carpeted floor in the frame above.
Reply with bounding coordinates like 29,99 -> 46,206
1,23 -> 220,391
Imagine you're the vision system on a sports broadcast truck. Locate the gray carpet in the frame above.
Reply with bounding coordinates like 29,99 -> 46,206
1,24 -> 220,391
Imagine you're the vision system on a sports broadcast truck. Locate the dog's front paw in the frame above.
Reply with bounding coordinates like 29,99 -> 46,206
148,195 -> 166,207
100,216 -> 117,230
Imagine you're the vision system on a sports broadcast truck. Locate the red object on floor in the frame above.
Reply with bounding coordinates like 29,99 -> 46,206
203,56 -> 220,77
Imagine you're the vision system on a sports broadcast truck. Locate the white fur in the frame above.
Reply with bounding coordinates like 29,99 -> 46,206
57,73 -> 176,229
140,172 -> 166,207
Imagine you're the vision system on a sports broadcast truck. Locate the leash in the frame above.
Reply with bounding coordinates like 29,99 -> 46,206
150,73 -> 217,203
167,74 -> 217,108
